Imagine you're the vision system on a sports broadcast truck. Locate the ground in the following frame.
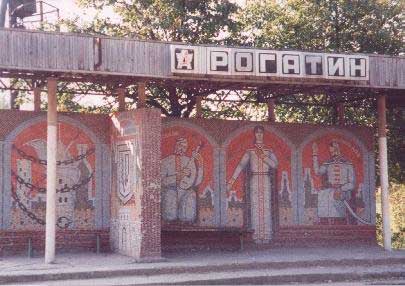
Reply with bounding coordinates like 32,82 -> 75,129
0,246 -> 404,285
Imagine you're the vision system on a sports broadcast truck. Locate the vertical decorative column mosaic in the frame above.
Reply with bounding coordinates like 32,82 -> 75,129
110,108 -> 162,260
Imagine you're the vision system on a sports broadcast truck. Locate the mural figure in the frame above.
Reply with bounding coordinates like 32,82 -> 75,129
227,126 -> 278,243
312,140 -> 355,224
161,137 -> 203,223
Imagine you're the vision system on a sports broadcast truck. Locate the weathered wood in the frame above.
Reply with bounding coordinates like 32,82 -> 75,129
267,99 -> 276,122
137,82 -> 146,108
0,28 -> 404,91
117,88 -> 126,112
196,96 -> 203,118
33,87 -> 41,111
336,103 -> 345,125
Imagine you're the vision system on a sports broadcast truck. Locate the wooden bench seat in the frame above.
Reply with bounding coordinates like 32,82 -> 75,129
161,224 -> 254,253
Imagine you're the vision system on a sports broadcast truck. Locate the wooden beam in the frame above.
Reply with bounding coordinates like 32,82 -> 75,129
196,96 -> 203,118
137,82 -> 146,108
336,102 -> 345,125
267,99 -> 276,122
117,87 -> 126,112
33,87 -> 41,111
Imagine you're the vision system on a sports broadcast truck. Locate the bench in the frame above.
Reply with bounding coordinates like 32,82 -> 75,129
161,224 -> 254,252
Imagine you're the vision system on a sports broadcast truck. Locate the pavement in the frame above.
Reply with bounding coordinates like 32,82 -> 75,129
0,245 -> 404,285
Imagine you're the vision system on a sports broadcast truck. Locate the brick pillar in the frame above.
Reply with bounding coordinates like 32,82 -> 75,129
110,107 -> 162,261
135,107 -> 161,259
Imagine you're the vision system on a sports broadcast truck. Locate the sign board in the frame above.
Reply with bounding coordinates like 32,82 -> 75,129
170,45 -> 369,81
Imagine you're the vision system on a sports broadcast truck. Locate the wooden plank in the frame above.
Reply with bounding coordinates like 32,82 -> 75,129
134,40 -> 141,74
0,29 -> 404,91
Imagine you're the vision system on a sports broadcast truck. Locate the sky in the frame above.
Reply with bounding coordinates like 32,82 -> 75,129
44,0 -> 246,24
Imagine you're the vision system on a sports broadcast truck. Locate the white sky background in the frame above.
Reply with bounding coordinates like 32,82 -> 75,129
46,0 -> 246,25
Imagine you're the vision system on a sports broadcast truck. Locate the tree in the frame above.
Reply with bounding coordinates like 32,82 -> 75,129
238,0 -> 404,54
58,0 -> 240,117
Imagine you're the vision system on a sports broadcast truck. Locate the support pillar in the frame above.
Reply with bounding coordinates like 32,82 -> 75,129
336,102 -> 345,125
137,82 -> 146,108
117,88 -> 126,112
33,87 -> 41,111
196,96 -> 203,118
45,78 -> 57,263
267,99 -> 276,122
110,107 -> 162,261
10,90 -> 18,110
377,95 -> 391,251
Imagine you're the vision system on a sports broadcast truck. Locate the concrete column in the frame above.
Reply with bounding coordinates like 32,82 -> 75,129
377,95 -> 391,251
33,87 -> 41,111
196,96 -> 203,118
337,102 -> 345,125
267,99 -> 276,122
45,78 -> 57,263
137,82 -> 146,108
117,88 -> 126,112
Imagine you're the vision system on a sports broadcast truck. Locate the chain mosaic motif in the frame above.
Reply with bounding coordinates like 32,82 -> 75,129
10,121 -> 96,230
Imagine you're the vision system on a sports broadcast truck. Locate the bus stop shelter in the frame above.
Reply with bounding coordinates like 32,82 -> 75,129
0,28 -> 403,263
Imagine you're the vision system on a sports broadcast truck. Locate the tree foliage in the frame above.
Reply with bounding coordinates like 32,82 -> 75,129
60,0 -> 239,116
238,0 -> 404,54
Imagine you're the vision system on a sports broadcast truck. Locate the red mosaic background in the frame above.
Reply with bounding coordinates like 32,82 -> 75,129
302,133 -> 364,198
226,128 -> 292,201
161,125 -> 214,197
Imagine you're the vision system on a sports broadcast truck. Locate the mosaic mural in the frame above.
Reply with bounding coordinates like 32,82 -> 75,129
10,121 -> 96,230
160,120 -> 375,244
225,125 -> 293,243
110,112 -> 142,256
0,111 -> 375,252
300,132 -> 371,225
161,124 -> 215,226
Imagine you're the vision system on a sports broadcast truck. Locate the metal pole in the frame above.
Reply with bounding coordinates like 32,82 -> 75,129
0,0 -> 8,28
377,95 -> 391,251
45,78 -> 57,263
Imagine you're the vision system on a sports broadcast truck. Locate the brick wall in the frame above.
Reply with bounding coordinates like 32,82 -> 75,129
0,229 -> 110,256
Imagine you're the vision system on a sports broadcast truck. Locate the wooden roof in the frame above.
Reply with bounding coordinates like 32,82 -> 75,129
0,28 -> 404,104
